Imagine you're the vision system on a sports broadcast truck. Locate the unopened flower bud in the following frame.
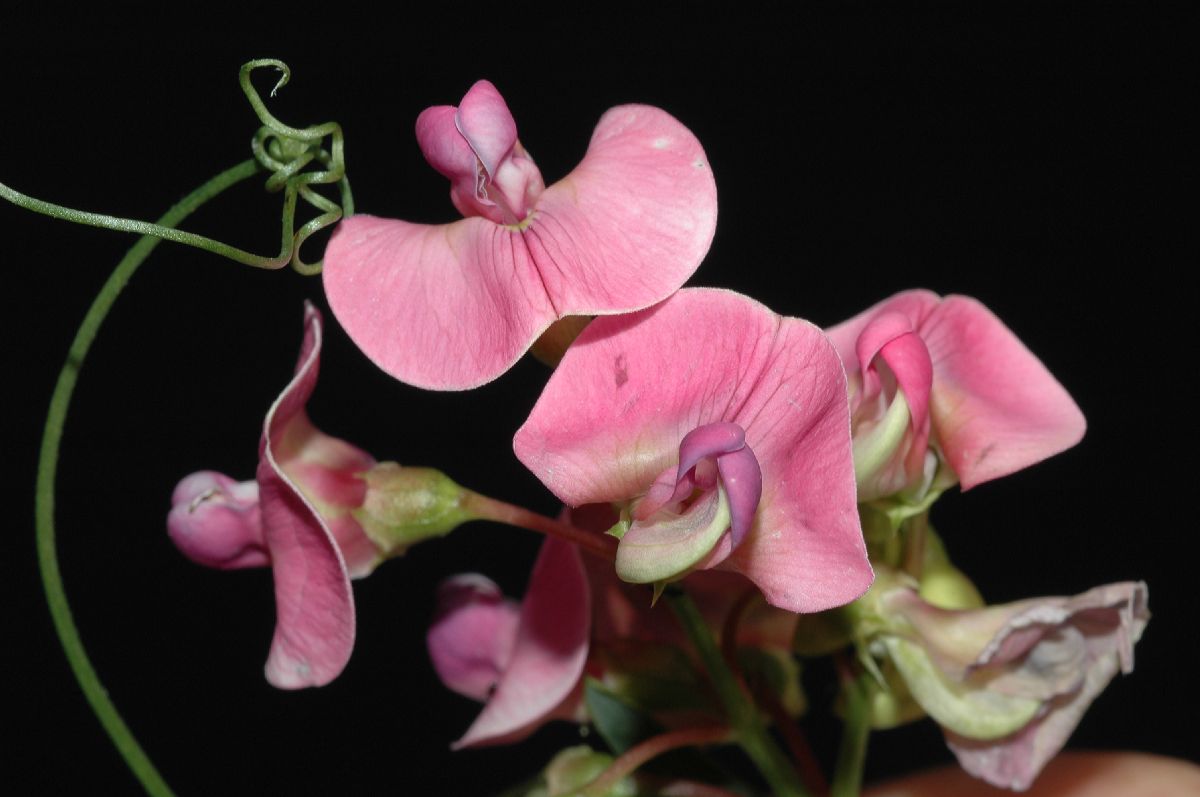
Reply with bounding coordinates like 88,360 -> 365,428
354,462 -> 473,553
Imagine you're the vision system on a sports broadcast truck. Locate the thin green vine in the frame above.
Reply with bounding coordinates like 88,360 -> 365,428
35,159 -> 261,797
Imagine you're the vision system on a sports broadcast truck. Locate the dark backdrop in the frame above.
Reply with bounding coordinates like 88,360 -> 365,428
3,7 -> 1192,795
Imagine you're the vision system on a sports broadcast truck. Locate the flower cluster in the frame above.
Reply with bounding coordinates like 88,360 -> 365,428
165,78 -> 1147,794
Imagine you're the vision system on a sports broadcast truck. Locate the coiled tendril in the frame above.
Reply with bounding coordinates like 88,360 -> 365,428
0,58 -> 352,275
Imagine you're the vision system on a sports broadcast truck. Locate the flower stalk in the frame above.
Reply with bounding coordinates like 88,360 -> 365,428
666,588 -> 810,797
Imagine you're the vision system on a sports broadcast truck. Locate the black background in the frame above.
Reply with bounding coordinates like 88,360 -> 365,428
3,7 -> 1193,795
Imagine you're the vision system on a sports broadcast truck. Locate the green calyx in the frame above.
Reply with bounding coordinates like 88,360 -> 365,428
353,462 -> 473,554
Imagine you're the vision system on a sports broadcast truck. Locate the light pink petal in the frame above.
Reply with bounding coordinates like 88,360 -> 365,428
259,303 -> 355,689
516,289 -> 871,613
168,471 -> 267,570
920,296 -> 1086,489
454,79 -> 518,181
720,308 -> 872,612
528,104 -> 717,316
324,103 -> 716,391
272,412 -> 378,578
416,104 -> 476,182
324,215 -> 555,390
825,289 -> 942,375
515,290 -> 781,506
454,537 -> 590,748
427,574 -> 521,702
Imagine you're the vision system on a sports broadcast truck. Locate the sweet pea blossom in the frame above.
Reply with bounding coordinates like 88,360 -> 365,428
427,537 -> 591,748
323,79 -> 718,390
825,290 -> 1086,502
514,288 -> 872,613
169,303 -> 468,688
428,507 -> 804,748
861,569 -> 1149,791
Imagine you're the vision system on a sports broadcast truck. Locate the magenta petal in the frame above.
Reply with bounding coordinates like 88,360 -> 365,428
259,303 -> 355,688
416,104 -> 476,182
674,422 -> 746,494
168,471 -> 267,569
717,446 -> 763,548
454,537 -> 590,748
324,215 -> 556,390
427,574 -> 521,702
516,289 -> 871,613
529,104 -> 717,316
455,79 -> 518,181
855,312 -> 933,438
920,296 -> 1086,489
825,289 -> 942,374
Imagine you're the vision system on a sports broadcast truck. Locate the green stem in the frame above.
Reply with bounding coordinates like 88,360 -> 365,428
830,663 -> 871,797
34,158 -> 261,797
666,589 -> 810,797
0,172 -> 301,269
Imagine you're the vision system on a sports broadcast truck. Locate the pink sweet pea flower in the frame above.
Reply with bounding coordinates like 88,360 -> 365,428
825,290 -> 1087,501
427,537 -> 591,748
323,79 -> 718,391
168,303 -> 381,688
864,570 -> 1149,791
515,288 -> 872,614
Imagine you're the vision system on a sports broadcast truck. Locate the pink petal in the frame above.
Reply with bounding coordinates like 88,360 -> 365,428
454,80 -> 518,181
921,296 -> 1086,489
416,104 -> 476,182
427,574 -> 521,702
167,471 -> 267,570
855,312 -> 933,438
516,289 -> 871,613
323,216 -> 556,390
259,303 -> 356,689
825,289 -> 942,375
527,104 -> 717,316
323,103 -> 716,391
454,537 -> 590,748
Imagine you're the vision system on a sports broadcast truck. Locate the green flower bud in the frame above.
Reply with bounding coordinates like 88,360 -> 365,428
353,462 -> 473,554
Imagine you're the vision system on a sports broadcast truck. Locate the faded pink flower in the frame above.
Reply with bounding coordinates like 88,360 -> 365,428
515,288 -> 872,613
826,290 -> 1086,502
323,79 -> 718,391
427,537 -> 590,748
169,303 -> 380,688
865,572 -> 1149,791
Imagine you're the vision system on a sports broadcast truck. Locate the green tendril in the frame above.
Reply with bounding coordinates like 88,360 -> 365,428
0,59 -> 352,275
37,160 -> 260,797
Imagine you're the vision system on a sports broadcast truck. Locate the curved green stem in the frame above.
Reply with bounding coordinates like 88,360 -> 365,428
34,159 -> 261,797
666,589 -> 810,797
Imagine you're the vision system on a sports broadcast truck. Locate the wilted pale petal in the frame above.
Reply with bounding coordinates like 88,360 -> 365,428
516,289 -> 871,613
454,537 -> 591,748
874,579 -> 1149,791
